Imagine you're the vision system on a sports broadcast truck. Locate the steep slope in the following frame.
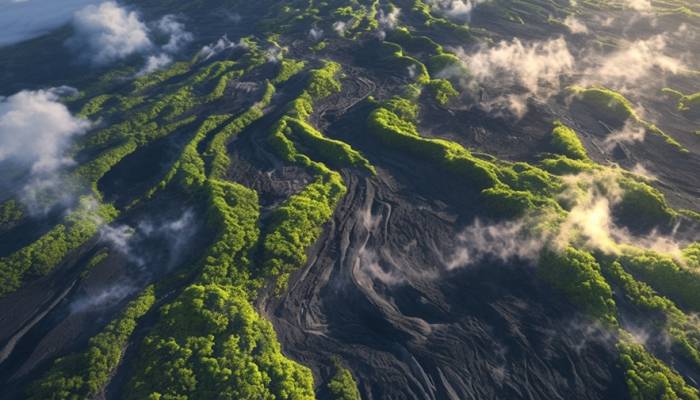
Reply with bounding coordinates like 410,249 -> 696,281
0,0 -> 699,399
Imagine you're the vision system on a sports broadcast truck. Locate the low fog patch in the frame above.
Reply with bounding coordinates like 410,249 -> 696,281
68,1 -> 152,65
425,0 -> 488,22
67,1 -> 193,74
0,88 -> 90,214
620,0 -> 652,12
602,121 -> 646,151
196,35 -> 248,62
0,0 -> 99,47
100,208 -> 198,271
70,282 -> 136,314
308,28 -> 324,42
581,33 -> 690,92
455,37 -> 575,117
333,21 -> 349,36
563,16 -> 589,34
444,170 -> 688,269
376,7 -> 401,39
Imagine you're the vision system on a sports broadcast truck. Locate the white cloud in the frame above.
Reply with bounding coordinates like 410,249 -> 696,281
100,223 -> 143,265
70,283 -> 136,313
442,218 -> 544,268
333,21 -> 348,36
466,37 -> 574,95
137,53 -> 173,76
197,35 -> 247,61
155,14 -> 193,53
444,169 -> 687,269
585,34 -> 687,90
620,0 -> 652,12
564,16 -> 588,34
459,37 -> 574,117
0,89 -> 89,173
101,209 -> 196,269
68,1 -> 152,65
308,27 -> 324,42
377,7 -> 401,30
602,121 -> 646,150
0,0 -> 99,47
425,0 -> 487,21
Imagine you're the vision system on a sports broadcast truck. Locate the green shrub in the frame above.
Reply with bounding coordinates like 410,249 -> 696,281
126,284 -> 315,400
0,200 -> 23,229
198,179 -> 260,288
539,155 -> 594,175
284,117 -> 375,174
262,171 -> 346,287
570,86 -> 686,152
426,53 -> 463,76
426,79 -> 458,105
570,86 -> 636,124
538,247 -> 617,325
678,92 -> 700,113
604,260 -> 700,369
206,82 -> 276,178
383,97 -> 419,122
616,179 -> 676,230
683,243 -> 700,269
328,360 -> 361,400
0,197 -> 117,297
617,338 -> 699,400
550,121 -> 588,160
367,107 -> 499,189
273,59 -> 306,84
620,250 -> 700,312
30,286 -> 156,400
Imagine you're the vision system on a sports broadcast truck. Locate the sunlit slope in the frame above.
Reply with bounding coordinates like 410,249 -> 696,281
0,0 -> 699,399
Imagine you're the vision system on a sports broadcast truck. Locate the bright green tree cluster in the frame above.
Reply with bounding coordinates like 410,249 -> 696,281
126,284 -> 315,400
30,286 -> 156,400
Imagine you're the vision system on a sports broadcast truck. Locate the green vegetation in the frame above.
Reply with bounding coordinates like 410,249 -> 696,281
30,286 -> 156,400
679,92 -> 700,113
604,260 -> 700,369
328,359 -> 361,400
539,155 -> 595,175
570,86 -> 687,152
356,41 -> 430,84
616,179 -> 676,229
550,121 -> 589,160
367,106 -> 562,217
283,117 -> 375,174
78,94 -> 113,118
205,82 -> 276,178
684,243 -> 700,269
289,61 -> 343,120
0,197 -> 117,297
570,85 -> 637,122
8,3 -> 700,399
383,96 -> 419,122
133,61 -> 192,92
538,247 -> 617,325
273,59 -> 306,84
368,107 -> 499,189
663,88 -> 700,113
425,79 -> 459,105
198,180 -> 261,288
81,250 -> 109,278
262,167 -> 346,289
126,285 -> 314,400
0,200 -> 23,230
619,250 -> 700,312
617,338 -> 699,400
123,51 -> 356,398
